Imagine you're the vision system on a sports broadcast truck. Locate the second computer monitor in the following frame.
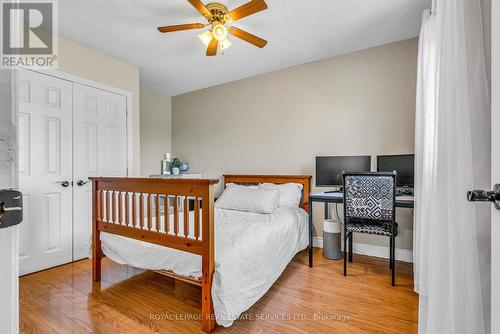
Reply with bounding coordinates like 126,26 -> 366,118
377,154 -> 415,187
316,156 -> 371,187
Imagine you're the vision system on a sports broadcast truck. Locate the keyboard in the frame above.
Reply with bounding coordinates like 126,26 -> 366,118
396,187 -> 414,196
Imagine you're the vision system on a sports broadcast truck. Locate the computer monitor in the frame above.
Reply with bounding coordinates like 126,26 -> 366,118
316,156 -> 371,187
377,154 -> 415,187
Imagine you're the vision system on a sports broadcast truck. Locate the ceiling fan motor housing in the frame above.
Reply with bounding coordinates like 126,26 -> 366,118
206,3 -> 230,24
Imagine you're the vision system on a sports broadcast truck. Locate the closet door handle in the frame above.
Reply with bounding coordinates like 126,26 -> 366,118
56,181 -> 70,188
467,184 -> 500,210
77,179 -> 89,187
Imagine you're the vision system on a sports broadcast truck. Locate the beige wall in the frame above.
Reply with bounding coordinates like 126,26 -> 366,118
140,89 -> 172,176
172,38 -> 418,250
57,36 -> 141,175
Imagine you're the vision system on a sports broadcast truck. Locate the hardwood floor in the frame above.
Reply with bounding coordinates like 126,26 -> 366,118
20,249 -> 418,333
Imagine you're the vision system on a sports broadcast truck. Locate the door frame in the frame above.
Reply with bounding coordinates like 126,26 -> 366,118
0,70 -> 19,334
492,0 -> 499,331
15,68 -> 134,176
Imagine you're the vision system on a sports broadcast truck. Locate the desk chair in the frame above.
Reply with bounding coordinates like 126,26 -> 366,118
342,172 -> 398,285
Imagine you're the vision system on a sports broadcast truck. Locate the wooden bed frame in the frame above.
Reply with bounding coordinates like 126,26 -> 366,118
90,175 -> 311,333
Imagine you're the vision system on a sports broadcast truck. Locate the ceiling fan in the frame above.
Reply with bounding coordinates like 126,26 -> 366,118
157,0 -> 268,56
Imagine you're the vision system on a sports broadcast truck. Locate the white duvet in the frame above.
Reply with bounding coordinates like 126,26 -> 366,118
100,206 -> 308,327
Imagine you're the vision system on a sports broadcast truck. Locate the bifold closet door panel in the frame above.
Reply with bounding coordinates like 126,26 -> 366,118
17,70 -> 73,275
72,83 -> 127,260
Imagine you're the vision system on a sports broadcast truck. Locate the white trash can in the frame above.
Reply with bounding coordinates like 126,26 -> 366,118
323,219 -> 342,260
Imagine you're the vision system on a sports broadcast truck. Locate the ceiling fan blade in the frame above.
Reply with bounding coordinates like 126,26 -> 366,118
157,23 -> 205,33
187,0 -> 212,19
228,27 -> 267,48
206,38 -> 218,56
227,0 -> 268,22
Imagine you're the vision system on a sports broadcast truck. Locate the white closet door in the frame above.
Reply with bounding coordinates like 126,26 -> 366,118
72,83 -> 127,260
18,70 -> 73,275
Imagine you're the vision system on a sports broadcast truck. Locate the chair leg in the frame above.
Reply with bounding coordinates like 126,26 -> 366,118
344,232 -> 348,276
349,232 -> 353,263
389,236 -> 393,269
391,236 -> 396,286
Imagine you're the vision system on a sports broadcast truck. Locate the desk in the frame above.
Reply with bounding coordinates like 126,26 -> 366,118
308,192 -> 414,267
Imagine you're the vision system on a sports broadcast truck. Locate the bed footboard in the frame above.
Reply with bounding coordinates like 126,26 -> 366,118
90,177 -> 218,333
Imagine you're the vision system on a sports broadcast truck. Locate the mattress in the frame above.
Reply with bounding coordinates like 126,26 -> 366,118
100,206 -> 308,327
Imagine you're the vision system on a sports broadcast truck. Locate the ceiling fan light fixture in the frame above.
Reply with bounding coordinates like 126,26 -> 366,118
157,0 -> 268,56
220,38 -> 232,50
212,24 -> 228,41
198,30 -> 213,47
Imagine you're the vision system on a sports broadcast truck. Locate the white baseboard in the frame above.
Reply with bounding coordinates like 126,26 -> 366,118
313,236 -> 413,263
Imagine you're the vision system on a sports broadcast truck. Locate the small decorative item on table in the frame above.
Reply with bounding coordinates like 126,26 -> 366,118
171,158 -> 181,175
180,161 -> 189,173
161,153 -> 172,175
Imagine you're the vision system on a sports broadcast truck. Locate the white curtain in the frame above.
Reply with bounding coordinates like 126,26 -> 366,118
414,0 -> 490,333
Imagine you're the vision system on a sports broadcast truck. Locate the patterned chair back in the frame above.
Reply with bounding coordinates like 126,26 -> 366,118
343,172 -> 396,222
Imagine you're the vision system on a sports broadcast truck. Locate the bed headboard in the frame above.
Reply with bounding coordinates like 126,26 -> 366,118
223,175 -> 312,213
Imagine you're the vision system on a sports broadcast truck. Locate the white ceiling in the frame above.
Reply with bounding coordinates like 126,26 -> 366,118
59,0 -> 430,96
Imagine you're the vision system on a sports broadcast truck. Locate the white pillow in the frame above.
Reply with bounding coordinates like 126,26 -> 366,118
215,186 -> 279,214
259,183 -> 303,208
225,183 -> 258,189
